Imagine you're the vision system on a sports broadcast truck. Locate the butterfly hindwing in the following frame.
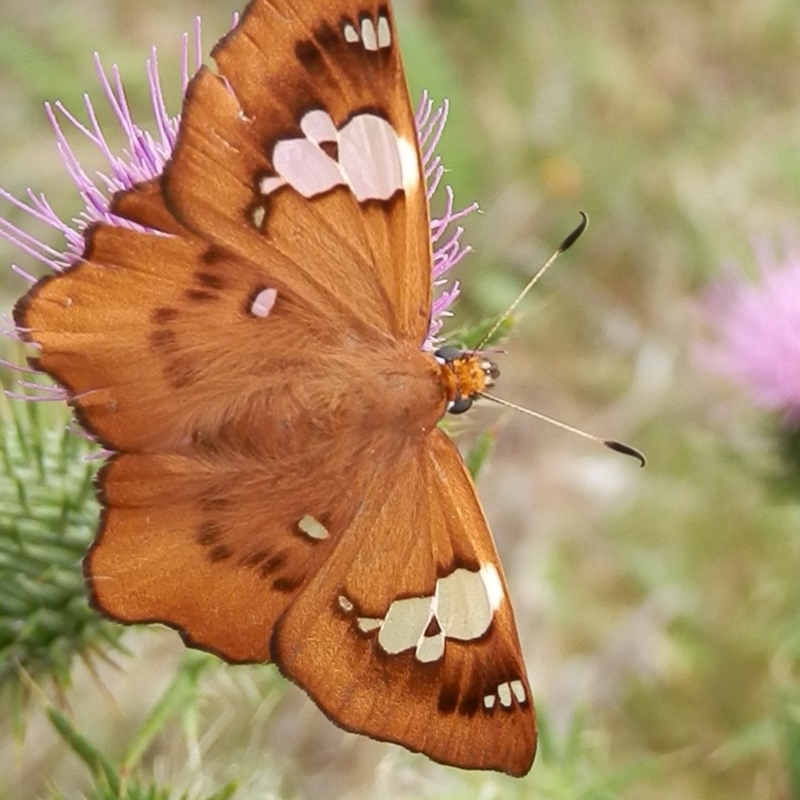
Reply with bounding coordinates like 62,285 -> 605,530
87,442 -> 364,663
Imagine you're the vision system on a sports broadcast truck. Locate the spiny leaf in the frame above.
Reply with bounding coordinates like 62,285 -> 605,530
122,652 -> 214,772
0,373 -> 123,717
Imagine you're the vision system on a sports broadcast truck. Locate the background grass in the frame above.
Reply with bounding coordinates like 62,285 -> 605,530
2,0 -> 800,798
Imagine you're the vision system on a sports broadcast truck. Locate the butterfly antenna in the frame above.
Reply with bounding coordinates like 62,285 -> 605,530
480,391 -> 646,467
474,212 -> 589,354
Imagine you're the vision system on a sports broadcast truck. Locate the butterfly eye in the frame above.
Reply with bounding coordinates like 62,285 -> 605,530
434,345 -> 464,364
447,395 -> 473,415
481,359 -> 501,385
482,360 -> 500,380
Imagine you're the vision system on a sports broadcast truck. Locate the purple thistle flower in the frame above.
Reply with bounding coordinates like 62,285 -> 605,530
0,18 -> 472,352
699,239 -> 800,425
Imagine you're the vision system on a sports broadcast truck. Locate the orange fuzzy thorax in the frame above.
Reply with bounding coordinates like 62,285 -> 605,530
438,354 -> 493,404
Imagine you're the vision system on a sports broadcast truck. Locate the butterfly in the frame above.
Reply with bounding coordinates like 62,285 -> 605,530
13,0 -> 536,776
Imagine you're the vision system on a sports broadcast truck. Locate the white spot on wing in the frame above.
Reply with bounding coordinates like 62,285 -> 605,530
377,14 -> 391,49
339,114 -> 403,201
338,595 -> 354,613
343,23 -> 359,43
364,566 -> 502,662
484,694 -> 496,709
378,595 -> 432,654
300,109 -> 337,144
272,137 -> 342,198
511,679 -> 526,703
435,568 -> 493,641
361,17 -> 378,50
259,175 -> 286,194
297,514 -> 328,540
397,135 -> 420,194
480,563 -> 504,611
258,111 -> 410,204
250,288 -> 277,318
415,632 -> 445,663
250,205 -> 266,230
497,682 -> 512,708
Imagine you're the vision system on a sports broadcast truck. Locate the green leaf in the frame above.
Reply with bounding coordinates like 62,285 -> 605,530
443,313 -> 515,352
464,426 -> 497,479
122,652 -> 214,772
47,705 -> 120,795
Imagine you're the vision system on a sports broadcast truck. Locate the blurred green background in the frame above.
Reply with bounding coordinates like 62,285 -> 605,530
2,0 -> 800,798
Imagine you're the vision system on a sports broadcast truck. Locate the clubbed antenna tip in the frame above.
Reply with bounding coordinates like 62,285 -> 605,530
558,211 -> 588,253
603,439 -> 646,467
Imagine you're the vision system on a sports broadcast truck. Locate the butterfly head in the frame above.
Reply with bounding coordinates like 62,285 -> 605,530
434,346 -> 500,415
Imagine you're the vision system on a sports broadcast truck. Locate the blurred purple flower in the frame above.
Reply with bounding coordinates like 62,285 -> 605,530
699,240 -> 800,424
0,17 -> 472,349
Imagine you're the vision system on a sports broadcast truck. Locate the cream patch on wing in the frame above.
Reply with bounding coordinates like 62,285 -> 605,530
339,565 -> 505,664
397,135 -> 421,194
343,23 -> 359,44
258,110 -> 414,204
360,17 -> 379,51
377,15 -> 392,49
338,595 -> 354,613
483,679 -> 528,711
340,11 -> 392,51
296,514 -> 329,540
249,287 -> 277,318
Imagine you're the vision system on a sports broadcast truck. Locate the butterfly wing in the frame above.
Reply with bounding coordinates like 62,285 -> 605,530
15,0 -> 431,452
14,221 -> 340,452
273,428 -> 536,776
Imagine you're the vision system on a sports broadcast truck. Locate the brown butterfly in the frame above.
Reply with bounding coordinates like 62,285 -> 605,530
13,0 -> 536,776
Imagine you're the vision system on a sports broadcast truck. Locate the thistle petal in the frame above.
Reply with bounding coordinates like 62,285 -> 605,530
1,21 -> 474,353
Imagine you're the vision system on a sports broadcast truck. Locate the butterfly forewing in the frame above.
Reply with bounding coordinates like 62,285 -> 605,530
12,0 -> 537,777
164,0 -> 432,343
274,430 -> 536,775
